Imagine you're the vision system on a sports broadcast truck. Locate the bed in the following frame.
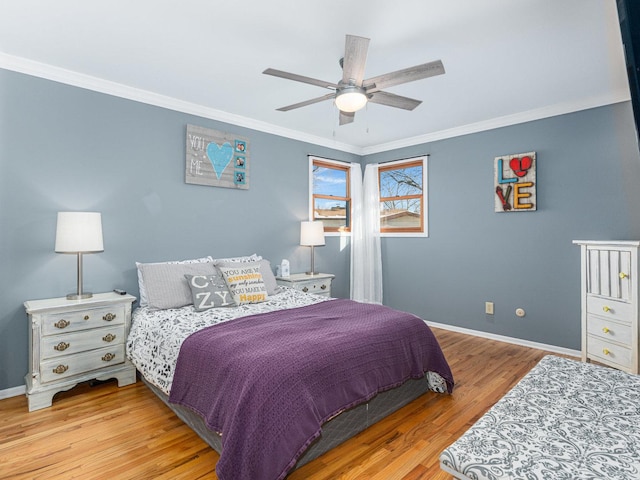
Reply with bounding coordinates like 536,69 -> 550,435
126,254 -> 454,480
439,355 -> 640,480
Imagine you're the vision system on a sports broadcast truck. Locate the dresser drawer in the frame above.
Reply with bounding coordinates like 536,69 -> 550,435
42,305 -> 125,336
586,296 -> 633,323
40,345 -> 125,384
586,315 -> 632,346
41,325 -> 125,360
586,335 -> 632,369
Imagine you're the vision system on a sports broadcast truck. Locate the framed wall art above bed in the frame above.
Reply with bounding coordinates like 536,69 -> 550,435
185,124 -> 250,189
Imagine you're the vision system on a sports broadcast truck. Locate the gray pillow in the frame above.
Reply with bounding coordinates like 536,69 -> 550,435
138,261 -> 216,310
184,274 -> 235,311
136,256 -> 213,306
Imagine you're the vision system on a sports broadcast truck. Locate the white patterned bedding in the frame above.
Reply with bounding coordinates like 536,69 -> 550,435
126,287 -> 330,395
440,355 -> 640,480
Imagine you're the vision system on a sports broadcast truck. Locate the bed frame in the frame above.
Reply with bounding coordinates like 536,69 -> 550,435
142,374 -> 433,468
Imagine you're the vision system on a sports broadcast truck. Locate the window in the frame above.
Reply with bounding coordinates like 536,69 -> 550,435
310,157 -> 351,232
378,157 -> 426,235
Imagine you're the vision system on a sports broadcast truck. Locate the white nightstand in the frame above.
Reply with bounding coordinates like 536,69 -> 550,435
276,273 -> 334,298
24,292 -> 137,411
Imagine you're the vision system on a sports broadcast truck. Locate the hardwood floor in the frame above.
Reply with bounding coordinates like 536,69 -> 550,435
0,328 -> 571,479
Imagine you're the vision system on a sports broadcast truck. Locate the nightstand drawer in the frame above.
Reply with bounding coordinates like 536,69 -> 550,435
42,305 -> 125,335
586,296 -> 632,323
276,273 -> 334,297
41,325 -> 125,359
586,335 -> 631,369
586,315 -> 632,346
40,345 -> 125,384
295,280 -> 331,295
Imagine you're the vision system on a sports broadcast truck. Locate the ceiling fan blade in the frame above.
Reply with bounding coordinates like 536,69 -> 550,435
263,68 -> 337,90
368,91 -> 422,111
276,92 -> 336,112
341,35 -> 370,86
339,111 -> 355,125
364,60 -> 445,92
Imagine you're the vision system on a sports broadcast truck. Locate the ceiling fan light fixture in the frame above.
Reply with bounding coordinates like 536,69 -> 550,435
335,86 -> 368,113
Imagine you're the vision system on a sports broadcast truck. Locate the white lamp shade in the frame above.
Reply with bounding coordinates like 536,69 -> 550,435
55,212 -> 104,253
300,221 -> 325,246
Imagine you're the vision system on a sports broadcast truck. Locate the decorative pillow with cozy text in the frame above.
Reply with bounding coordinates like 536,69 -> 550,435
217,263 -> 268,305
184,274 -> 235,311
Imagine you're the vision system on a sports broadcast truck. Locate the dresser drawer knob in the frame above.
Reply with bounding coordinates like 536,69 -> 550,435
603,348 -> 610,356
602,327 -> 610,334
321,284 -> 327,290
602,306 -> 611,313
102,313 -> 117,322
54,341 -> 70,351
302,287 -> 309,293
102,333 -> 116,343
54,319 -> 70,329
102,353 -> 116,362
619,272 -> 628,279
52,364 -> 69,374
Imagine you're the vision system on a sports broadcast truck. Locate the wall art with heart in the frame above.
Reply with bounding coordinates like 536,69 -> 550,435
493,151 -> 536,212
185,124 -> 250,190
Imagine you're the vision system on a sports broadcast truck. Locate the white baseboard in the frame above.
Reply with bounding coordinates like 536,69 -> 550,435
0,384 -> 25,400
426,320 -> 581,358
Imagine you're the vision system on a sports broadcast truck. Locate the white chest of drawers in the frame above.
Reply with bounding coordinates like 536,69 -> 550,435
574,241 -> 640,373
24,292 -> 137,411
276,273 -> 334,298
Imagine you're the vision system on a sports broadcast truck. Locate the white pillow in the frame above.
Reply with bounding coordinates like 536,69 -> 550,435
217,262 -> 268,305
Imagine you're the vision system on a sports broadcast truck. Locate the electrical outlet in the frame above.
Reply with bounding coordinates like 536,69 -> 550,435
485,301 -> 494,315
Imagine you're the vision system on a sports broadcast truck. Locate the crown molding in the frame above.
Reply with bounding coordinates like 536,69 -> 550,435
1,53 -> 629,158
362,91 -> 632,155
0,53 -> 361,155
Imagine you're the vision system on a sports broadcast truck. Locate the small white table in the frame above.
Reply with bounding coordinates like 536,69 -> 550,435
275,273 -> 334,298
24,292 -> 137,411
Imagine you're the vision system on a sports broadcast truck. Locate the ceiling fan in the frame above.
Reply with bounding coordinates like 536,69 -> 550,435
263,34 -> 445,125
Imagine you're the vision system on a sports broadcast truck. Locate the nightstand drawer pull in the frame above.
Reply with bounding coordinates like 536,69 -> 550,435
52,365 -> 68,374
102,353 -> 116,362
619,272 -> 628,279
321,284 -> 327,290
302,287 -> 309,293
602,306 -> 611,313
603,348 -> 610,356
102,333 -> 116,342
54,319 -> 70,329
102,313 -> 117,322
53,342 -> 70,352
602,327 -> 610,334
83,315 -> 90,320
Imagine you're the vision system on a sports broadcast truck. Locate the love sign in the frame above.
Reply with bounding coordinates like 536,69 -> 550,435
494,151 -> 536,212
185,124 -> 250,189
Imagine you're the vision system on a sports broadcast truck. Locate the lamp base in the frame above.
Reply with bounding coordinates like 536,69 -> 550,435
66,292 -> 93,300
305,271 -> 319,276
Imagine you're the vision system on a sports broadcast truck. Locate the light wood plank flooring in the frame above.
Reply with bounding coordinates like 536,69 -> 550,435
0,328 -> 571,479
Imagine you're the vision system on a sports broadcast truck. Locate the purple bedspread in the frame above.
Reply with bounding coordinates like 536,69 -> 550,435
168,298 -> 454,480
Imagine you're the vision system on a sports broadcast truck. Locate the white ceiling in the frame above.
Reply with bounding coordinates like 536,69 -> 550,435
0,0 -> 631,154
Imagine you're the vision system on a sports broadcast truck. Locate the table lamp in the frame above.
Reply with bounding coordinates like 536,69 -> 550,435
300,221 -> 325,275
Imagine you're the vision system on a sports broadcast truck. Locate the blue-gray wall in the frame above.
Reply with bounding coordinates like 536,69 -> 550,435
0,69 -> 357,391
363,102 -> 640,350
2,66 -> 640,393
